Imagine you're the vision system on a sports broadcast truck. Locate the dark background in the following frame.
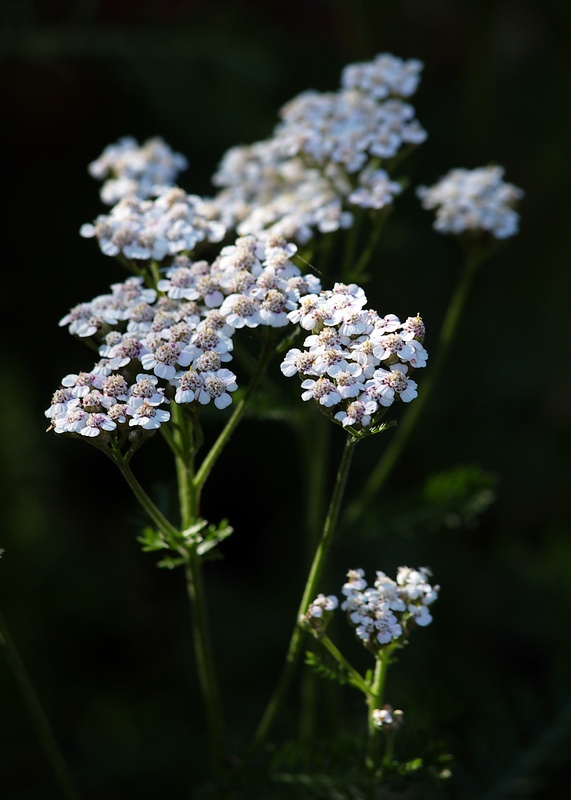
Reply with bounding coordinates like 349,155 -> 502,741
1,1 -> 571,797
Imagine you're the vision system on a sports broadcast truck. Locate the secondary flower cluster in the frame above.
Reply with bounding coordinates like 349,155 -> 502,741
341,567 -> 439,651
209,52 -> 424,243
417,165 -> 524,238
88,136 -> 189,205
371,705 -> 404,731
304,566 -> 438,652
47,235 -> 322,439
281,286 -> 427,431
80,187 -> 225,261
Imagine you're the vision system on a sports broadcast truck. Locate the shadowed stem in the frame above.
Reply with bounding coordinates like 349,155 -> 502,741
116,451 -> 226,777
365,648 -> 391,773
172,403 -> 227,779
297,413 -> 330,748
0,610 -> 81,800
247,433 -> 358,759
345,249 -> 483,524
184,553 -> 226,777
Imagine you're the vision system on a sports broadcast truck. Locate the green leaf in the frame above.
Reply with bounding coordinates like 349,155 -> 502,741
304,650 -> 350,687
137,526 -> 168,552
196,519 -> 234,556
157,556 -> 187,570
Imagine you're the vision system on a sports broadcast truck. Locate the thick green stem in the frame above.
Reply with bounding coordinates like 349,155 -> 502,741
0,610 -> 81,800
172,406 -> 227,778
297,413 -> 330,747
345,251 -> 481,524
247,433 -> 358,758
185,555 -> 226,778
116,449 -> 226,776
365,649 -> 391,773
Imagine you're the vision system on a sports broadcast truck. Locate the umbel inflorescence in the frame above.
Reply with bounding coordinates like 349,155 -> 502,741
305,566 -> 439,652
209,53 -> 425,243
46,233 -> 426,440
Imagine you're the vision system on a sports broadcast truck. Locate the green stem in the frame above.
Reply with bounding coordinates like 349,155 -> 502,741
171,406 -> 227,778
297,413 -> 330,747
247,433 -> 358,758
193,333 -> 276,494
116,457 -> 179,540
0,610 -> 81,800
319,634 -> 370,695
345,249 -> 482,524
171,404 -> 196,528
365,649 -> 391,773
185,555 -> 226,778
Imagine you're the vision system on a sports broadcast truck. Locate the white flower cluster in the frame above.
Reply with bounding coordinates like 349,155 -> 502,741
307,593 -> 339,619
210,140 -> 355,244
47,235 -> 323,438
45,371 -> 171,436
88,136 -> 189,205
417,166 -> 524,238
209,52 -> 424,243
80,187 -> 225,261
341,53 -> 423,99
281,285 -> 427,431
300,592 -> 339,636
341,567 -> 439,650
371,705 -> 404,731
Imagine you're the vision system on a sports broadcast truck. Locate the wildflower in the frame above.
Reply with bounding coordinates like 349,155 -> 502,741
340,567 -> 438,651
80,189 -> 225,261
281,281 -> 427,431
301,594 -> 339,636
210,53 -> 425,244
88,136 -> 189,204
417,165 -> 524,238
307,594 -> 339,619
80,413 -> 117,438
128,401 -> 171,430
372,705 -> 404,731
196,369 -> 238,409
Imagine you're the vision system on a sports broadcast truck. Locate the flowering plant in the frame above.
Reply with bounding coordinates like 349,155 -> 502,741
35,52 -> 522,797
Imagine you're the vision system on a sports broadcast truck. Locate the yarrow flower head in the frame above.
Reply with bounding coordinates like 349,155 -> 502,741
208,52 -> 425,244
48,233 -> 323,452
417,165 -> 524,238
88,136 -> 189,205
301,594 -> 339,637
371,705 -> 404,731
338,566 -> 439,653
80,188 -> 225,261
281,282 -> 426,433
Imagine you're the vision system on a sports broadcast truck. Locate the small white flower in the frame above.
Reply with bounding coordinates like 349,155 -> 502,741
196,369 -> 238,409
300,378 -> 342,408
334,399 -> 377,429
129,401 -> 171,430
173,370 -> 203,404
308,594 -> 339,618
80,413 -> 117,437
